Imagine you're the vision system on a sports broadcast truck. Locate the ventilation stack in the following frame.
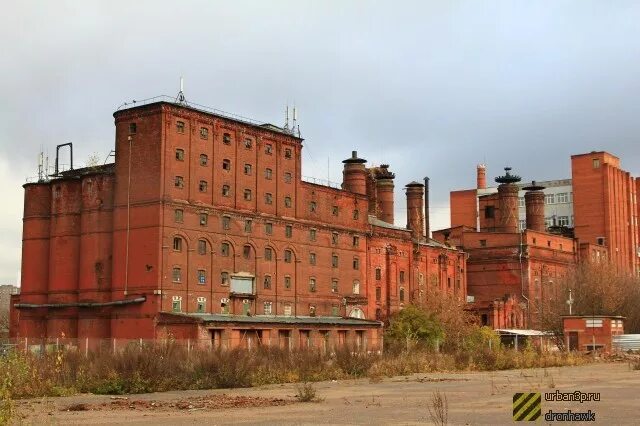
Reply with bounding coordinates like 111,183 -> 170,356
495,167 -> 521,233
405,181 -> 425,239
523,181 -> 546,232
477,164 -> 487,190
375,165 -> 395,224
341,151 -> 367,195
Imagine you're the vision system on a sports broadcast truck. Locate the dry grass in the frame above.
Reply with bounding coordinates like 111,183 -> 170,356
427,390 -> 448,426
0,342 -> 591,403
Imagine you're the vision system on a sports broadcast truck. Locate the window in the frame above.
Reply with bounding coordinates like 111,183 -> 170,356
172,267 -> 182,282
480,239 -> 487,247
284,276 -> 292,289
376,287 -> 381,301
353,257 -> 360,270
174,209 -> 184,223
353,209 -> 359,220
284,303 -> 292,316
264,275 -> 272,289
221,271 -> 230,286
197,269 -> 206,284
309,201 -> 317,213
265,222 -> 273,235
243,245 -> 251,259
519,220 -> 526,231
352,280 -> 360,294
128,123 -> 137,134
284,249 -> 292,263
596,236 -> 606,246
284,148 -> 292,159
197,239 -> 207,255
558,216 -> 569,226
244,189 -> 252,201
309,278 -> 316,292
484,206 -> 495,219
284,196 -> 292,207
175,149 -> 185,161
332,254 -> 338,268
332,279 -> 338,293
176,121 -> 185,133
285,225 -> 292,238
264,247 -> 273,261
222,185 -> 230,197
244,163 -> 252,175
244,219 -> 252,233
399,271 -> 405,283
199,213 -> 207,226
175,176 -> 184,188
173,237 -> 182,251
352,236 -> 360,247
265,168 -> 273,180
200,127 -> 208,139
223,132 -> 231,145
447,277 -> 451,288
309,252 -> 316,265
264,301 -> 272,315
331,305 -> 339,316
284,172 -> 292,183
265,193 -> 273,205
244,138 -> 252,149
518,197 -> 525,208
265,143 -> 273,154
196,297 -> 206,313
375,268 -> 381,280
556,192 -> 568,203
199,180 -> 208,192
221,300 -> 229,314
222,159 -> 231,171
331,232 -> 338,245
593,158 -> 600,168
309,229 -> 317,241
399,287 -> 405,302
172,296 -> 182,312
545,194 -> 555,205
199,154 -> 208,166
332,206 -> 339,216
221,242 -> 230,257
222,215 -> 231,230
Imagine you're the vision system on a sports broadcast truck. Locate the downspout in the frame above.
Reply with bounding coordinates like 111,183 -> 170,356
519,230 -> 530,327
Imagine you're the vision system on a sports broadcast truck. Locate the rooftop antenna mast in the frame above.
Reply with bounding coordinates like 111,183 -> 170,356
176,76 -> 187,105
292,104 -> 301,137
284,105 -> 290,132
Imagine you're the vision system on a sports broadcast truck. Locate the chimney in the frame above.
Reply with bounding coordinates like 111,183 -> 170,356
366,171 -> 377,215
477,164 -> 487,190
375,165 -> 395,224
523,181 -> 545,232
405,181 -> 424,239
424,176 -> 430,238
342,151 -> 367,195
495,167 -> 521,233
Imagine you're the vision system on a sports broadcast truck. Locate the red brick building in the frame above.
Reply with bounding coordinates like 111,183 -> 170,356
562,315 -> 625,352
10,99 -> 466,350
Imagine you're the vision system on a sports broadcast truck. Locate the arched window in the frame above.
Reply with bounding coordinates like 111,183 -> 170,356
350,308 -> 365,319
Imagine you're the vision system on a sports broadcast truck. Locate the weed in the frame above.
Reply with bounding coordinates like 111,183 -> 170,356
295,382 -> 322,402
427,390 -> 448,426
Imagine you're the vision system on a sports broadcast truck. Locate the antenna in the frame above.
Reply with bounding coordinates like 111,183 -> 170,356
176,76 -> 187,105
284,105 -> 290,131
37,151 -> 43,182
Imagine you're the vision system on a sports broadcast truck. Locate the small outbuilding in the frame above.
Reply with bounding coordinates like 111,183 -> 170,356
562,315 -> 625,352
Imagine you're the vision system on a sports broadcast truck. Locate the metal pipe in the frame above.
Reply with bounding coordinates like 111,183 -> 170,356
14,296 -> 146,309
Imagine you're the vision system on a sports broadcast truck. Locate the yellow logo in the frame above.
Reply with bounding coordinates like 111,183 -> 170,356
513,392 -> 541,421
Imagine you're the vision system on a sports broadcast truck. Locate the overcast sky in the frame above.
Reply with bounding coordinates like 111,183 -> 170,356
1,1 -> 640,285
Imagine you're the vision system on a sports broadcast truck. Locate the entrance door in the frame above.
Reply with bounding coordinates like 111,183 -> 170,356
568,332 -> 578,351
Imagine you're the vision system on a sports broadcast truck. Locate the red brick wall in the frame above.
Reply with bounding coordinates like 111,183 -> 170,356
450,189 -> 477,228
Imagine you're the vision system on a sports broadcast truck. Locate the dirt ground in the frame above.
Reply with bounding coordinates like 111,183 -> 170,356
12,362 -> 640,425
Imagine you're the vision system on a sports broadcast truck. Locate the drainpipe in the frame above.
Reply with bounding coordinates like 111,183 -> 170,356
519,231 -> 530,327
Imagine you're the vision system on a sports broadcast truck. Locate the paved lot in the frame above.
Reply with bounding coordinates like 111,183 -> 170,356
14,362 -> 640,425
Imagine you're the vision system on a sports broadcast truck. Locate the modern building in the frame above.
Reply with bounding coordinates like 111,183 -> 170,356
10,97 -> 466,351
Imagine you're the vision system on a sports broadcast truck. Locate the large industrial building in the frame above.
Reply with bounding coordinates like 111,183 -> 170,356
10,97 -> 466,350
434,153 -> 638,329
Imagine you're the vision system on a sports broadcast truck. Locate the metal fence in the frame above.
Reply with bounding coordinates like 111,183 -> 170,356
613,334 -> 640,352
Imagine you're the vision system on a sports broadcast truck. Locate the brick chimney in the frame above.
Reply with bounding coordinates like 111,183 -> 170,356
342,151 -> 367,195
405,181 -> 424,238
523,181 -> 545,232
477,164 -> 487,190
495,167 -> 521,233
375,165 -> 395,224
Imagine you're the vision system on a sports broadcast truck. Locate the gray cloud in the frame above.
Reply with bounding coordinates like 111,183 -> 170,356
1,0 -> 640,284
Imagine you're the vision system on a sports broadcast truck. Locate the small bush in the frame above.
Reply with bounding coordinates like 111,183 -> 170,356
295,382 -> 321,402
335,348 -> 375,378
427,390 -> 448,426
